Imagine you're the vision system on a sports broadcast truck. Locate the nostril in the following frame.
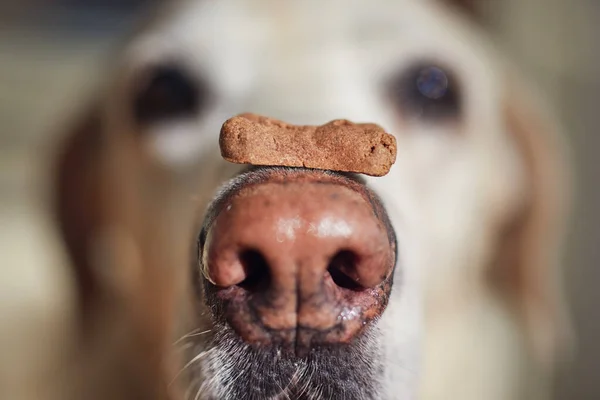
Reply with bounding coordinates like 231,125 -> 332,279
327,250 -> 365,292
237,249 -> 271,292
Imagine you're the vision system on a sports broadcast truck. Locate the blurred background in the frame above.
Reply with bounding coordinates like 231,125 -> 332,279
0,0 -> 596,398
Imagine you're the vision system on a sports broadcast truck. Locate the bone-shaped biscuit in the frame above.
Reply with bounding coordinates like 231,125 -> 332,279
219,113 -> 397,176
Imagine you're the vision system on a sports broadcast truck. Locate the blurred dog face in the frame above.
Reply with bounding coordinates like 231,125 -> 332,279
114,0 -> 525,299
55,0 -> 570,399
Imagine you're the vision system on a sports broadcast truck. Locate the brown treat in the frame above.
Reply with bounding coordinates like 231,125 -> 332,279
219,113 -> 397,176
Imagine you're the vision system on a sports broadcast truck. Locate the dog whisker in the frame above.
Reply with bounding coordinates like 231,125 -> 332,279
173,329 -> 212,346
169,350 -> 211,388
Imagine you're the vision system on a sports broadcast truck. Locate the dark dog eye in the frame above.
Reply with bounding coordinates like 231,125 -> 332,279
389,63 -> 461,122
133,64 -> 209,126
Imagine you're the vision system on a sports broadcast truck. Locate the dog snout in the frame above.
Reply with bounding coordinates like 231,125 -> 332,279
199,167 -> 396,355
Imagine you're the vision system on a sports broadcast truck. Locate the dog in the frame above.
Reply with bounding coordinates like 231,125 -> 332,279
52,0 -> 572,398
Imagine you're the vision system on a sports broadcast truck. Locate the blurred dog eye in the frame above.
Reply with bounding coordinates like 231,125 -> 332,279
133,64 -> 209,126
389,63 -> 461,122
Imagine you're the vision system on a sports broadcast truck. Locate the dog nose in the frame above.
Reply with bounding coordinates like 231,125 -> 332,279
200,169 -> 396,352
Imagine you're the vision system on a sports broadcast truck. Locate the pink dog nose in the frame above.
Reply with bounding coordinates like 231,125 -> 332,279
200,168 -> 396,352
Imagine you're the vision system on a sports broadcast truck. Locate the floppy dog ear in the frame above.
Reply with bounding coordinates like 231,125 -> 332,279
54,101 -> 109,319
53,99 -> 189,399
490,74 -> 573,368
53,101 -> 149,320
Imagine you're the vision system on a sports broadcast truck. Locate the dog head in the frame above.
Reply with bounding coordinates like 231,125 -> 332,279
53,0 -> 571,398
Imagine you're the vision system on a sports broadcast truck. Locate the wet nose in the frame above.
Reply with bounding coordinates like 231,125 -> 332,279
200,169 -> 396,351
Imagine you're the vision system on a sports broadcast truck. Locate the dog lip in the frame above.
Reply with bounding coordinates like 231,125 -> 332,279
202,252 -> 395,355
207,281 -> 392,357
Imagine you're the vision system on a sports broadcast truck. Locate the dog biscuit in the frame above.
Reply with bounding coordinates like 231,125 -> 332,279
219,113 -> 396,176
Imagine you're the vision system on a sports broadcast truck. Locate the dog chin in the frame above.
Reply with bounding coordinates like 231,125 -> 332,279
186,321 -> 384,400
